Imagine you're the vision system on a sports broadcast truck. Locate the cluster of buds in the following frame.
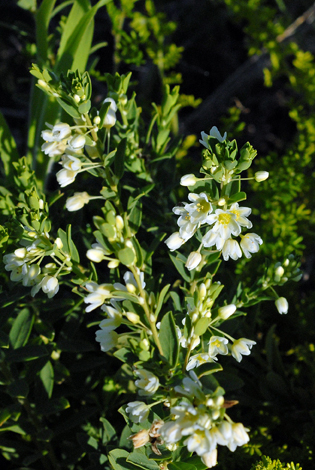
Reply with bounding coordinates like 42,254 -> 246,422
3,230 -> 71,298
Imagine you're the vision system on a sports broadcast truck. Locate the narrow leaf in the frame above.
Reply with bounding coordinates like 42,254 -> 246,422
9,308 -> 34,349
159,311 -> 179,367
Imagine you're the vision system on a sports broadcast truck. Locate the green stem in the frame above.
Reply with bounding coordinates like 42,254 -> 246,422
130,266 -> 164,356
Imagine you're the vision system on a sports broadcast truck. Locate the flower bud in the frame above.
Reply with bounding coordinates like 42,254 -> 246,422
218,197 -> 226,206
218,304 -> 236,320
275,297 -> 288,314
165,232 -> 185,251
108,259 -> 120,269
55,237 -> 63,249
185,251 -> 202,271
180,174 -> 198,186
255,171 -> 269,182
126,312 -> 140,324
116,215 -> 124,230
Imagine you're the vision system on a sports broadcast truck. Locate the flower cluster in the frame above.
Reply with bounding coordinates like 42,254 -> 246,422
165,127 -> 266,269
3,230 -> 71,298
126,373 -> 250,468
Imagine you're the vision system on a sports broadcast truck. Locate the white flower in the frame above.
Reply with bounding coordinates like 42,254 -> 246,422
174,375 -> 204,401
229,203 -> 252,229
56,168 -> 77,187
126,401 -> 150,423
201,449 -> 218,468
186,252 -> 202,271
21,264 -> 41,287
84,282 -> 114,312
202,230 -> 225,249
41,275 -> 59,298
41,123 -> 71,157
159,421 -> 182,444
184,193 -> 213,225
114,269 -> 145,294
60,154 -> 82,171
240,233 -> 263,258
205,209 -> 241,240
95,329 -> 118,352
255,171 -> 269,182
49,123 -> 72,141
103,98 -> 117,129
180,174 -> 198,186
208,336 -> 229,359
86,242 -> 110,263
199,126 -> 227,149
231,338 -> 256,362
67,134 -> 86,152
226,423 -> 250,452
186,353 -> 212,371
66,192 -> 90,211
218,304 -> 236,320
173,206 -> 199,241
222,238 -> 242,261
275,297 -> 288,314
135,369 -> 159,396
165,232 -> 186,251
184,429 -> 214,456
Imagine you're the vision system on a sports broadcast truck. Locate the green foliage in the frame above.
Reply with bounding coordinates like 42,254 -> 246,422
1,0 -> 314,469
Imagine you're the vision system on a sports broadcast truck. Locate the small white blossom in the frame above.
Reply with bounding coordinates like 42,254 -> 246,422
135,369 -> 159,396
103,98 -> 117,129
222,238 -> 242,261
126,401 -> 150,423
180,174 -> 198,186
186,251 -> 202,271
240,233 -> 263,258
67,134 -> 86,152
84,282 -> 114,312
184,193 -> 213,225
165,232 -> 186,251
226,423 -> 250,452
173,206 -> 199,241
208,336 -> 229,360
218,304 -> 236,320
275,297 -> 288,314
231,338 -> 256,362
201,449 -> 218,468
205,209 -> 241,240
255,171 -> 269,182
56,168 -> 77,187
86,242 -> 110,263
186,353 -> 213,371
66,192 -> 90,211
95,329 -> 118,352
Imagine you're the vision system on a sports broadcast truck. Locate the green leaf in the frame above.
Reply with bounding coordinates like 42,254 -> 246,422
195,362 -> 223,378
109,449 -> 136,470
100,417 -> 116,444
0,111 -> 20,179
228,191 -> 247,204
67,224 -> 80,262
128,200 -> 142,235
159,311 -> 179,367
155,284 -> 170,317
9,308 -> 35,349
39,360 -> 54,398
7,379 -> 29,399
169,463 -> 197,470
56,0 -> 111,74
114,138 -> 127,180
169,253 -> 191,282
118,247 -> 135,266
6,345 -> 49,362
194,317 -> 210,336
35,0 -> 56,62
38,397 -> 70,416
127,451 -> 160,470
